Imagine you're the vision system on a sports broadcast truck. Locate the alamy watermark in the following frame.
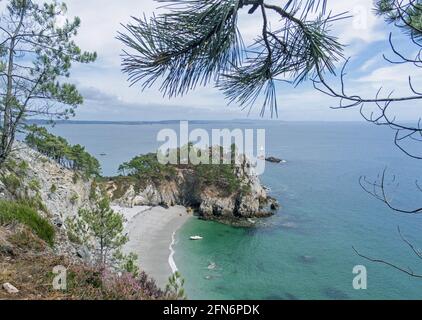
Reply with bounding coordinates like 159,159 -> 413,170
156,121 -> 267,175
52,265 -> 67,291
353,265 -> 367,290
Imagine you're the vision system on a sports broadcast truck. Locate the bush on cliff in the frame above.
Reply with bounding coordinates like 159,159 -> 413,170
117,145 -> 242,194
0,200 -> 55,246
118,153 -> 176,182
0,231 -> 182,300
25,125 -> 101,178
195,163 -> 240,194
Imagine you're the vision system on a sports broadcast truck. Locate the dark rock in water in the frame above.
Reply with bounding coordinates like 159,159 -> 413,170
265,156 -> 283,163
285,293 -> 299,300
270,202 -> 279,210
323,287 -> 349,300
298,255 -> 316,264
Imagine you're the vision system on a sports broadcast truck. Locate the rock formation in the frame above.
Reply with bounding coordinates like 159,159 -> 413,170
107,155 -> 277,224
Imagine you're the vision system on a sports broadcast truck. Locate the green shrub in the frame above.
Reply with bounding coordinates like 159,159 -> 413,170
65,218 -> 82,245
50,184 -> 57,193
19,194 -> 47,212
117,145 -> 243,195
28,179 -> 41,192
1,173 -> 21,194
25,125 -> 101,178
0,200 -> 55,246
70,193 -> 79,205
72,172 -> 79,184
18,160 -> 29,173
195,163 -> 240,194
89,180 -> 98,200
118,153 -> 176,183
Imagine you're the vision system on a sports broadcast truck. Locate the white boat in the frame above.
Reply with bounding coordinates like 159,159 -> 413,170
190,235 -> 203,240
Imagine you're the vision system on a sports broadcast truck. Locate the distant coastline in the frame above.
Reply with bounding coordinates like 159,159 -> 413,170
26,119 -> 262,126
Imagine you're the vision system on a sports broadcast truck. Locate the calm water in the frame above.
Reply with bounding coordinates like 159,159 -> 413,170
45,121 -> 422,300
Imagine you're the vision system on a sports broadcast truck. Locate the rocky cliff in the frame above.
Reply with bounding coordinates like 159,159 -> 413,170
0,143 -> 277,246
107,155 -> 277,224
0,142 -> 97,258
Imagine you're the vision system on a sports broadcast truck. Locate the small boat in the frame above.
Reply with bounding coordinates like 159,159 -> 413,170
190,235 -> 203,240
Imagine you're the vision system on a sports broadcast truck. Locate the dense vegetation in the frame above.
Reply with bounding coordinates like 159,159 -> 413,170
25,125 -> 101,178
0,200 -> 55,246
0,158 -> 47,212
118,153 -> 176,182
0,222 -> 185,300
195,163 -> 240,194
117,145 -> 243,194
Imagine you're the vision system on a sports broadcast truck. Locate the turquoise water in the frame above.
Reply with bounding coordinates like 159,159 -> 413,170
46,121 -> 422,299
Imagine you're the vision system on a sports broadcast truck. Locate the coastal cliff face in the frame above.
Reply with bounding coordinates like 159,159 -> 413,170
0,143 -> 180,299
107,156 -> 276,223
0,142 -> 97,258
0,142 -> 96,218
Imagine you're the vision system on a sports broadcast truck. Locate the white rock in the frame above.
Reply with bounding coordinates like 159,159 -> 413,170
2,282 -> 19,294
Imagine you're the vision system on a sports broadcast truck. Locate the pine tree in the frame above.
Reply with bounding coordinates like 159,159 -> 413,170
68,197 -> 129,267
0,0 -> 96,165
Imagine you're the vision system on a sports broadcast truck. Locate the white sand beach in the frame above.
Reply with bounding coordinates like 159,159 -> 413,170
112,205 -> 191,288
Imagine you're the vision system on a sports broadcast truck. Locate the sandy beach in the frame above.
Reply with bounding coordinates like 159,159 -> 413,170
112,205 -> 191,288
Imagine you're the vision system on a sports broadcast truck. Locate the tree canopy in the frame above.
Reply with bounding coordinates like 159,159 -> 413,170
25,124 -> 101,177
0,0 -> 96,165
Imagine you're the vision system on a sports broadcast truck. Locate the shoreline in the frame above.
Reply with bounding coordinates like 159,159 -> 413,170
168,231 -> 178,274
112,205 -> 191,288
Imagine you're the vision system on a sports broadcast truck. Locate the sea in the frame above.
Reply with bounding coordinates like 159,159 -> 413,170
43,120 -> 422,300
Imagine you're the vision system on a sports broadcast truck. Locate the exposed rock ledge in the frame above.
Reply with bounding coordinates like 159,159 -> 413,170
106,156 -> 278,225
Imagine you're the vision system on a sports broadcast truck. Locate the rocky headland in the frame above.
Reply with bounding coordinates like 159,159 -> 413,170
0,141 -> 279,298
106,151 -> 278,226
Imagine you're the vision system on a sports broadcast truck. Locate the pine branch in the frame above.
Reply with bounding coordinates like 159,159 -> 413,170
118,0 -> 345,116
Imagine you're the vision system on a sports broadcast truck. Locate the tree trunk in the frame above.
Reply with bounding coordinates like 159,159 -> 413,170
0,8 -> 26,167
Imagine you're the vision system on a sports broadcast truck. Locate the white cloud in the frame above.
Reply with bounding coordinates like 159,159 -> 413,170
357,63 -> 422,95
2,0 -> 416,121
359,56 -> 380,72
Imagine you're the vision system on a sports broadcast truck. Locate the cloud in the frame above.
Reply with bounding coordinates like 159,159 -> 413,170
359,56 -> 380,72
75,86 -> 246,121
6,0 -> 416,121
356,63 -> 422,95
79,86 -> 119,103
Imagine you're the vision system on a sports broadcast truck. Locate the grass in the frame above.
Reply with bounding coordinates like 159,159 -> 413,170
1,173 -> 21,194
0,200 -> 55,246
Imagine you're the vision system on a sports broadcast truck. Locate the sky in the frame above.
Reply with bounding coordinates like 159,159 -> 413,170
21,0 -> 422,121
